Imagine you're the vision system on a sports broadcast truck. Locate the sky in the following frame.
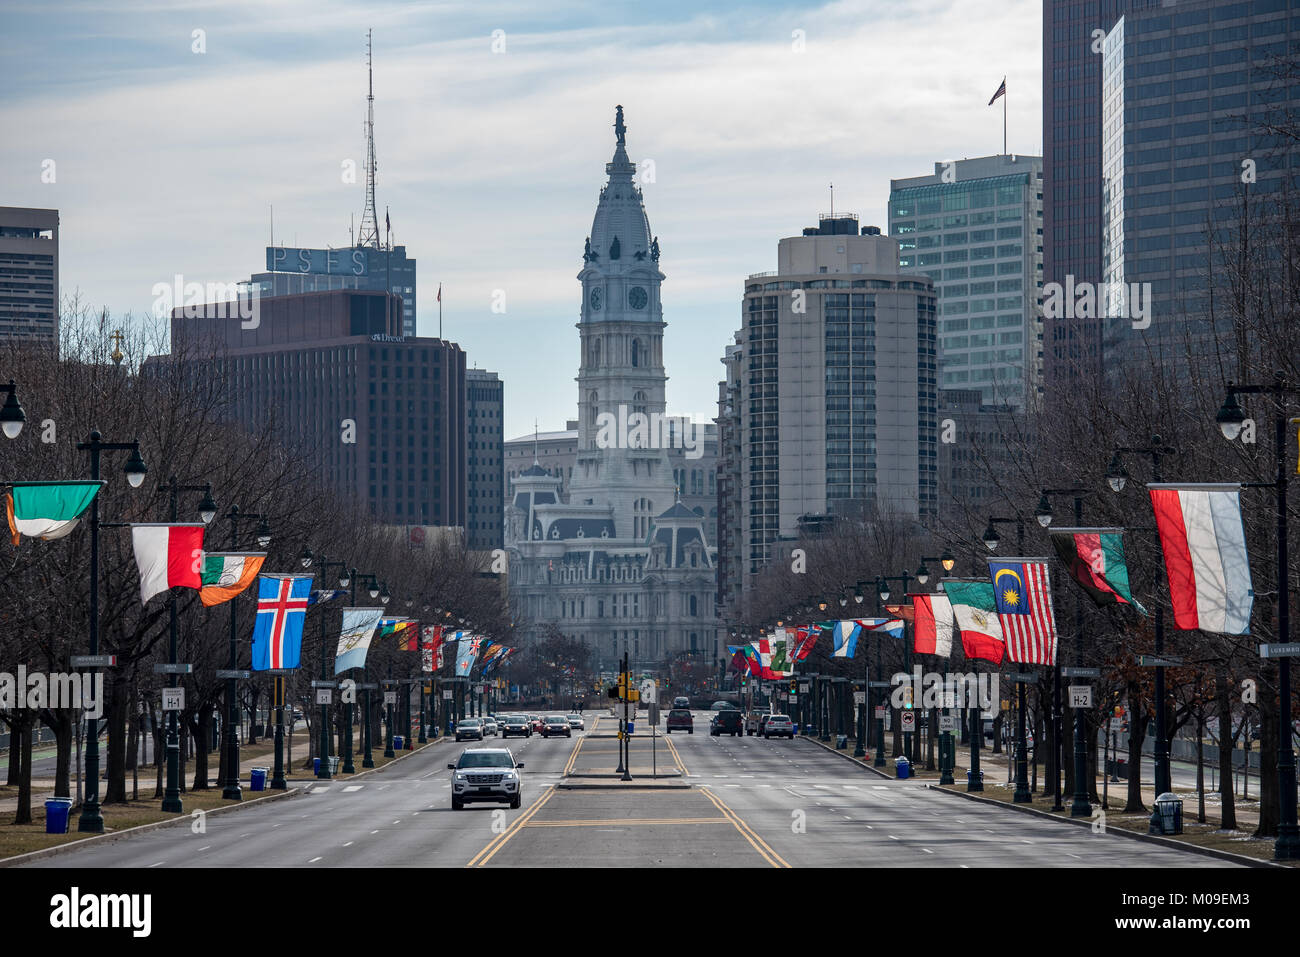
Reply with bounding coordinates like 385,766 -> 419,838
2,0 -> 1042,441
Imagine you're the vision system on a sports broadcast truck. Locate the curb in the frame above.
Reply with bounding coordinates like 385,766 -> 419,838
927,783 -> 1284,869
0,736 -> 448,868
801,735 -> 894,781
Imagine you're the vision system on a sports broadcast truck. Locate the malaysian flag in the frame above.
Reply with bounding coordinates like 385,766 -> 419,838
251,575 -> 313,670
987,558 -> 1057,665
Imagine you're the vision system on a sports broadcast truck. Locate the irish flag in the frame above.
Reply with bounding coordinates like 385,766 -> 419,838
941,581 -> 1005,665
6,481 -> 105,544
1149,483 -> 1253,634
131,523 -> 206,603
199,552 -> 266,607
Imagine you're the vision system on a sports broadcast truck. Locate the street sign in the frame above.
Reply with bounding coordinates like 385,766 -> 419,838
1260,643 -> 1300,658
310,680 -> 336,689
1137,656 -> 1183,667
384,692 -> 397,705
868,681 -> 892,689
939,715 -> 956,732
1061,666 -> 1101,678
874,706 -> 886,719
1110,717 -> 1123,732
215,669 -> 251,679
798,683 -> 809,694
941,692 -> 956,709
71,655 -> 116,668
884,712 -> 892,731
354,683 -> 379,690
442,690 -> 453,700
1010,672 -> 1038,683
900,711 -> 916,732
1068,685 -> 1093,708
161,687 -> 185,711
316,689 -> 333,705
853,691 -> 866,705
153,663 -> 192,674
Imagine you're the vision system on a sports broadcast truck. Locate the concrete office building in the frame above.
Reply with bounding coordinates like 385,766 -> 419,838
0,207 -> 59,344
719,215 -> 938,597
890,154 -> 1045,408
152,288 -> 466,531
1099,0 -> 1300,370
466,369 -> 505,551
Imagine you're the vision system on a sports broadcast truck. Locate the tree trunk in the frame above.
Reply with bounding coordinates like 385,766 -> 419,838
991,712 -> 1003,754
103,672 -> 129,804
45,708 -> 73,798
1124,681 -> 1147,814
1063,707 -> 1075,798
192,709 -> 211,790
1217,669 -> 1237,830
926,707 -> 937,770
1196,706 -> 1206,824
14,714 -> 32,825
247,685 -> 261,745
1255,660 -> 1278,838
5,716 -> 18,786
1087,710 -> 1101,802
152,706 -> 164,799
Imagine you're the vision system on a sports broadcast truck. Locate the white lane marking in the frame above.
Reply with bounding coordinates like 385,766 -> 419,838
889,835 -> 899,840
844,785 -> 859,790
343,785 -> 363,792
393,819 -> 401,824
238,833 -> 249,838
308,856 -> 323,863
960,864 -> 969,869
922,848 -> 934,854
271,824 -> 281,828
197,846 -> 210,852
149,861 -> 165,868
310,787 -> 331,794
370,829 -> 379,834
343,841 -> 354,847
873,786 -> 889,790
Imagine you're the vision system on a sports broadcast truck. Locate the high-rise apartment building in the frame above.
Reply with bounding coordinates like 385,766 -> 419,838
890,154 -> 1045,407
0,207 -> 59,344
466,369 -> 504,551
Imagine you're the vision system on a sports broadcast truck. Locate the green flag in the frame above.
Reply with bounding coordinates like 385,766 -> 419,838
6,481 -> 106,544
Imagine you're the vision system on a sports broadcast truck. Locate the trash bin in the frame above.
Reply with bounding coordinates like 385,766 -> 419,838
627,722 -> 635,735
313,757 -> 321,775
836,734 -> 848,750
328,756 -> 340,773
895,757 -> 910,780
792,723 -> 799,736
966,769 -> 984,783
44,797 -> 73,834
1155,792 -> 1183,835
250,768 -> 268,792
394,735 -> 404,750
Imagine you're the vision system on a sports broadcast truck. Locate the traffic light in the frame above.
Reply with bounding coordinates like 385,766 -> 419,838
789,679 -> 797,693
903,686 -> 914,710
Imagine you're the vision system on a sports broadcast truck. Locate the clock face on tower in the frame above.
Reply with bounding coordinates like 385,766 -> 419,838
589,287 -> 602,311
628,286 -> 648,310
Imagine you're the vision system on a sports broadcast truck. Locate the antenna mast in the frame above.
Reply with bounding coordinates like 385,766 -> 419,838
357,28 -> 380,249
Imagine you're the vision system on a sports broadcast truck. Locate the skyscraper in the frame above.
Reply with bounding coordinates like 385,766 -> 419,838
889,154 -> 1045,408
466,369 -> 504,551
0,206 -> 59,344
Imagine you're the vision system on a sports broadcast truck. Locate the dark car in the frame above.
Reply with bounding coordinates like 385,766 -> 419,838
542,716 -> 572,738
666,709 -> 693,734
710,710 -> 743,737
455,718 -> 483,742
501,715 -> 531,738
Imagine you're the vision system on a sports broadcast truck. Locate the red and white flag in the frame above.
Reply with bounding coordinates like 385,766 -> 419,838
131,523 -> 205,603
911,593 -> 953,657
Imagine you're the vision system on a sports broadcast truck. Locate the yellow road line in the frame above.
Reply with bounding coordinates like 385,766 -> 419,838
466,786 -> 556,867
661,733 -> 687,774
701,787 -> 791,868
562,733 -> 587,776
524,818 -> 730,827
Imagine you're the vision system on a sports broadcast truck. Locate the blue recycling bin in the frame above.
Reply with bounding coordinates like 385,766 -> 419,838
626,722 -> 634,735
394,735 -> 404,750
44,798 -> 73,834
966,769 -> 984,783
895,757 -> 910,779
313,757 -> 321,775
250,768 -> 268,791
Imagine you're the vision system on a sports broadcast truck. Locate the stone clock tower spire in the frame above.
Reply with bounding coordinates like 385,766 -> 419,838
570,106 -> 675,534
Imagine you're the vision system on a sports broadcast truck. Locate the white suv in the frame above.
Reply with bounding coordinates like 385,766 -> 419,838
448,748 -> 524,810
764,714 -> 794,739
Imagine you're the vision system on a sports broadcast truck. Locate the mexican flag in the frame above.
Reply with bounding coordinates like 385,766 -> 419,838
131,523 -> 206,603
199,552 -> 266,607
1049,527 -> 1147,614
6,480 -> 105,545
940,581 -> 1006,665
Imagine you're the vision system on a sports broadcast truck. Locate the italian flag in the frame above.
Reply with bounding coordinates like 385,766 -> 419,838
199,552 -> 266,607
6,481 -> 105,544
940,581 -> 1006,665
131,524 -> 206,603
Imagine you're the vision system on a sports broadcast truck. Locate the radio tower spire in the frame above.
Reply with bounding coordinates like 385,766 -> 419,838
357,28 -> 380,249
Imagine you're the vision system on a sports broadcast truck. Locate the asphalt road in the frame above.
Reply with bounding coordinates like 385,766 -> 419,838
20,712 -> 1239,868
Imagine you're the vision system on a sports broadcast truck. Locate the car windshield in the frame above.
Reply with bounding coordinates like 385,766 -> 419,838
457,720 -> 479,728
567,714 -> 580,720
456,752 -> 514,769
770,715 -> 789,721
669,710 -> 690,718
547,717 -> 566,724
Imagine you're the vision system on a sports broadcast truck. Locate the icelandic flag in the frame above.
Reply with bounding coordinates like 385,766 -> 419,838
831,621 -> 861,658
1148,483 -> 1253,634
251,575 -> 312,670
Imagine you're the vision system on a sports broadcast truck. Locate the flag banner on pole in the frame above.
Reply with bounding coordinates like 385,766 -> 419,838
988,77 -> 1006,104
482,646 -> 511,676
6,480 -> 105,544
855,618 -> 905,640
941,581 -> 1006,665
455,636 -> 482,676
727,645 -> 749,673
131,523 -> 206,603
1048,527 -> 1147,614
199,552 -> 265,607
399,621 -> 421,652
308,588 -> 347,606
986,558 -> 1058,665
793,625 -> 821,660
251,574 -> 313,670
911,593 -> 954,657
831,621 -> 861,658
335,607 -> 384,674
1148,483 -> 1253,634
420,625 -> 442,673
769,630 -> 792,675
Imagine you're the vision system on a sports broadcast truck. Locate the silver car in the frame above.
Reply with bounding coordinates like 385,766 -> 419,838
448,748 -> 524,809
482,718 -> 499,736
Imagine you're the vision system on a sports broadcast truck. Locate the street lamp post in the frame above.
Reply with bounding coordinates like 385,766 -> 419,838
0,380 -> 26,439
220,505 -> 271,801
161,477 -> 216,813
851,583 -> 868,757
76,431 -> 148,831
363,581 -> 390,767
982,517 -> 1026,798
1107,436 -> 1178,828
917,553 -> 957,780
1036,488 -> 1093,818
878,574 -> 912,764
301,551 -> 348,778
1216,376 -> 1300,860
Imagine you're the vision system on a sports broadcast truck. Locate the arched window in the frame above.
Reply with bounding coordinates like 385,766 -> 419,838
689,595 -> 698,616
633,391 -> 647,416
587,391 -> 599,449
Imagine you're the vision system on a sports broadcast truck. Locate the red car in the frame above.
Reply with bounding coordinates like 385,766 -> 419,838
666,709 -> 693,734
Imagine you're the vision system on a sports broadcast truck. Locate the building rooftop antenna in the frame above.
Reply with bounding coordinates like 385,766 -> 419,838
357,28 -> 380,249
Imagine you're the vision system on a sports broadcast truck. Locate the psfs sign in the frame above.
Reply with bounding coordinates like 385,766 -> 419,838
266,246 -> 368,276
